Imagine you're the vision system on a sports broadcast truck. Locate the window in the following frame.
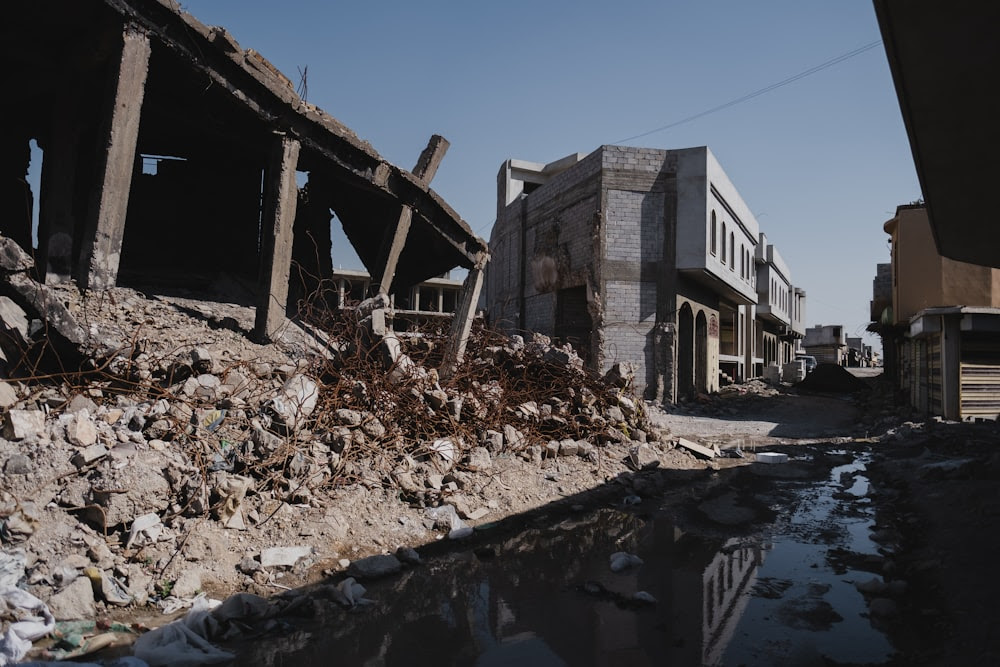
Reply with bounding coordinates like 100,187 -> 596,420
721,223 -> 727,261
710,211 -> 717,255
729,233 -> 735,270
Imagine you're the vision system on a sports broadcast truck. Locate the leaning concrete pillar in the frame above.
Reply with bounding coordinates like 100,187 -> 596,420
440,253 -> 488,378
79,26 -> 151,291
255,134 -> 301,342
371,135 -> 450,296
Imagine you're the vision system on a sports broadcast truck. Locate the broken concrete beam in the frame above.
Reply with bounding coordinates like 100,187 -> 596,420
371,135 -> 450,296
79,25 -> 151,291
255,134 -> 301,342
441,252 -> 488,378
0,235 -> 34,273
3,273 -> 86,346
675,437 -> 718,459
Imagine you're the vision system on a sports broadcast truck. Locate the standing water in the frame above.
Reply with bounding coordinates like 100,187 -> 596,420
230,447 -> 895,666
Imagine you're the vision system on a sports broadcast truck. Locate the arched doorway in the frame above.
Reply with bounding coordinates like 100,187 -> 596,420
678,303 -> 694,397
695,310 -> 708,393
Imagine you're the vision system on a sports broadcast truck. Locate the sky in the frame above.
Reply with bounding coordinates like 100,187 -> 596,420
176,1 -> 920,351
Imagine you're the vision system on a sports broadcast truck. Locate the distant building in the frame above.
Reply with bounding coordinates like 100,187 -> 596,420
871,204 -> 1000,420
803,325 -> 847,366
486,145 -> 806,401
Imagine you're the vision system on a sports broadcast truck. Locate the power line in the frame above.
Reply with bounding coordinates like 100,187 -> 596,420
614,40 -> 883,144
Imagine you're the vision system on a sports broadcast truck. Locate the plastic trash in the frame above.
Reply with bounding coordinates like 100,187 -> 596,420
0,587 -> 55,666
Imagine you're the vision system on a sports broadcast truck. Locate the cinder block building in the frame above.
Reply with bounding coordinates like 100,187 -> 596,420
486,145 -> 805,402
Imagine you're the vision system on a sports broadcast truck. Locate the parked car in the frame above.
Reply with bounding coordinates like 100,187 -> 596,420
796,354 -> 818,374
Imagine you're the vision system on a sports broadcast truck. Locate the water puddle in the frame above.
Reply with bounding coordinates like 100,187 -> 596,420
230,448 -> 895,666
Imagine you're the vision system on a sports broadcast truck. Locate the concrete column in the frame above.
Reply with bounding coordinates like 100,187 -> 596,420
941,314 -> 961,419
743,306 -> 755,380
79,26 -> 151,291
413,286 -> 421,312
441,253 -> 487,378
254,134 -> 301,342
437,287 -> 444,313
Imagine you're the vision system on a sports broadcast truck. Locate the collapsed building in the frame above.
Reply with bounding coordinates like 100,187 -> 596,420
1,0 -> 488,369
485,145 -> 807,403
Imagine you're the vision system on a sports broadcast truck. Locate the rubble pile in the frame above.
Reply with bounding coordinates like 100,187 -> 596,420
0,249 -> 665,649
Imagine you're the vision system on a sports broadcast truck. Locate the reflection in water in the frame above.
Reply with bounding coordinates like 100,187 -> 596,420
231,453 -> 894,666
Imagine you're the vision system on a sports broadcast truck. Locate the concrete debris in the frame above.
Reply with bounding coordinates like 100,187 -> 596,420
3,409 -> 45,441
47,576 -> 96,621
259,546 -> 313,569
347,554 -> 403,580
675,437 -> 718,460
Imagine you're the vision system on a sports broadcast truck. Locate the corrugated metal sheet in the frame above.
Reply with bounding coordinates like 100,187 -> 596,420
928,339 -> 942,416
960,335 -> 1000,420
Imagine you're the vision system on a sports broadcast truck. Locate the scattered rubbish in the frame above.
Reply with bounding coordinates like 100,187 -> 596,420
756,452 -> 789,464
126,514 -> 162,549
0,587 -> 55,665
132,600 -> 234,666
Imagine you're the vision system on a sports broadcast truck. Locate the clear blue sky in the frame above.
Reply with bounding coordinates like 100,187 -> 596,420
181,1 -> 919,350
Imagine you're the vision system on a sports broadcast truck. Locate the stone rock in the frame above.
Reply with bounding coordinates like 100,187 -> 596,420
347,554 -> 402,579
48,576 -> 96,620
360,415 -> 386,439
72,444 -> 109,468
482,429 -> 503,452
558,440 -> 579,457
3,409 -> 45,440
465,447 -> 492,471
191,347 -> 214,374
544,441 -> 560,459
605,406 -> 625,423
855,577 -> 888,595
67,394 -> 98,415
4,454 -> 31,475
88,455 -> 172,526
335,409 -> 362,426
521,445 -> 543,465
194,374 -> 222,401
260,546 -> 314,569
396,547 -> 421,565
869,597 -> 899,617
171,569 -> 203,598
503,424 -> 526,449
610,552 -> 644,572
237,557 -> 262,574
627,444 -> 660,471
66,411 -> 98,447
577,442 -> 596,459
0,381 -> 18,409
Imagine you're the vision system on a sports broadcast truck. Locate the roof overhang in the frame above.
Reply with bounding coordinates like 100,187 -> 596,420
874,0 -> 1000,267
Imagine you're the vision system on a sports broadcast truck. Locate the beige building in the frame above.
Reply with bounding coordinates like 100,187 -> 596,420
874,205 -> 1000,420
